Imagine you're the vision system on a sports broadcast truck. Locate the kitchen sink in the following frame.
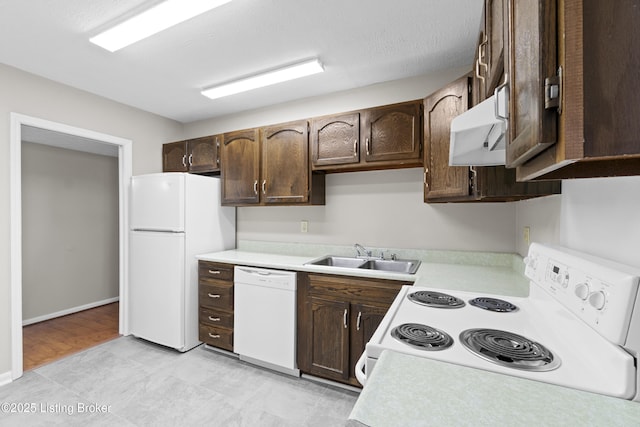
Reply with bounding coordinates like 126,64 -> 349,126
307,256 -> 368,268
305,256 -> 421,274
359,259 -> 421,274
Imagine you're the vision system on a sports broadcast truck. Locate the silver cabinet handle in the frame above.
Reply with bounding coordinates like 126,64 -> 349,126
208,316 -> 221,322
262,179 -> 266,194
208,333 -> 221,339
253,180 -> 258,195
343,308 -> 348,329
207,293 -> 221,298
208,270 -> 221,275
353,139 -> 358,156
366,137 -> 370,156
188,153 -> 193,165
182,155 -> 187,167
477,37 -> 488,72
356,311 -> 362,331
475,59 -> 485,83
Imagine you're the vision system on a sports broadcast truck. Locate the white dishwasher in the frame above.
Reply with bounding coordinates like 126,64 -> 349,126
233,266 -> 299,376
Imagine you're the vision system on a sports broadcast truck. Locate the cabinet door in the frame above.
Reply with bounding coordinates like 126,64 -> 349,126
361,101 -> 422,163
423,76 -> 472,201
188,135 -> 220,173
310,113 -> 360,168
261,121 -> 310,204
505,0 -> 558,167
307,296 -> 350,382
484,0 -> 505,96
221,129 -> 260,205
349,302 -> 389,381
162,141 -> 188,172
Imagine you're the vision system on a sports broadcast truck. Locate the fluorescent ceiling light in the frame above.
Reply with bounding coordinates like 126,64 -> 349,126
201,59 -> 325,100
90,0 -> 232,52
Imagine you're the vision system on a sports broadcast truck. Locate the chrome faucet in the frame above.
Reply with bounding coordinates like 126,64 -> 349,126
354,243 -> 371,258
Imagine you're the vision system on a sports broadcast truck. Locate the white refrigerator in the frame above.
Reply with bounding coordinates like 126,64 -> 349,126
129,173 -> 235,351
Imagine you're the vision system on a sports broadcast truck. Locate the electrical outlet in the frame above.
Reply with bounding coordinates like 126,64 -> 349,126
300,220 -> 308,233
523,226 -> 530,245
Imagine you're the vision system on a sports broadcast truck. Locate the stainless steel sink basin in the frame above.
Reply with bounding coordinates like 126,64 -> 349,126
307,256 -> 368,268
305,255 -> 421,274
359,259 -> 421,274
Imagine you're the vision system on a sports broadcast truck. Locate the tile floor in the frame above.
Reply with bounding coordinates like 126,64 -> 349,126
0,336 -> 358,426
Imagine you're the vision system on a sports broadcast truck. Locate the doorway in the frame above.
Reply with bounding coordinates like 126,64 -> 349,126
9,113 -> 132,380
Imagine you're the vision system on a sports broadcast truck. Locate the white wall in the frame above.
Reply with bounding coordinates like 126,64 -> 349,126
238,168 -> 516,252
21,142 -> 119,321
0,63 -> 183,377
517,176 -> 640,268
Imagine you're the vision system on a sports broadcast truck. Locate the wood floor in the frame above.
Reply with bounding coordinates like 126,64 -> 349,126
23,302 -> 120,371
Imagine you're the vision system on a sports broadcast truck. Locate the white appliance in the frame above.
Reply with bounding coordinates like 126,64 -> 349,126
129,173 -> 235,352
234,266 -> 299,376
449,84 -> 508,166
356,243 -> 640,401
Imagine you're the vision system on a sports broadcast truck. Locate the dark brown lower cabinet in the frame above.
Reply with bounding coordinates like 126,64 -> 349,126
297,273 -> 406,387
198,261 -> 235,351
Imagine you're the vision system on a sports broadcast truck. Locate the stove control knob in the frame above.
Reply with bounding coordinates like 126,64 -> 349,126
588,291 -> 606,310
574,283 -> 590,300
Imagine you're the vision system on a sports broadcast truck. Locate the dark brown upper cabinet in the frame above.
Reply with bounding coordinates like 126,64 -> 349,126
261,121 -> 322,205
473,0 -> 506,104
311,101 -> 423,172
311,112 -> 360,168
221,122 -> 325,207
220,128 -> 260,205
514,0 -> 640,180
162,135 -> 221,174
361,101 -> 422,163
424,75 -> 560,203
504,0 -> 558,167
424,76 -> 472,201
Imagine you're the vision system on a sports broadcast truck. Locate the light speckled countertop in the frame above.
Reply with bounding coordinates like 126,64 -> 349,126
196,240 -> 530,296
348,350 -> 640,427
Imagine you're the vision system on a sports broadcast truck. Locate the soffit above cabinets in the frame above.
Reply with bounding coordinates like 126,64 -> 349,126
0,0 -> 483,123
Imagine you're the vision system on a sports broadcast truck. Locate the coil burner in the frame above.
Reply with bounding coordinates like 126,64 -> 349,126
391,323 -> 454,351
460,328 -> 560,371
408,291 -> 465,309
468,297 -> 518,313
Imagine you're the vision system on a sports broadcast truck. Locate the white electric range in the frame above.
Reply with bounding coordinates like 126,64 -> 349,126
356,243 -> 640,401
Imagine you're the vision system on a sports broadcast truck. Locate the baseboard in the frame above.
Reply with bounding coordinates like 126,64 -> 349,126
0,371 -> 12,387
22,297 -> 119,326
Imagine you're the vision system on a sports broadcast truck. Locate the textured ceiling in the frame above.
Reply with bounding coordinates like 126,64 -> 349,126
0,0 -> 483,123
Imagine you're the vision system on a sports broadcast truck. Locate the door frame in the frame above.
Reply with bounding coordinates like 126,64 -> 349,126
9,113 -> 132,380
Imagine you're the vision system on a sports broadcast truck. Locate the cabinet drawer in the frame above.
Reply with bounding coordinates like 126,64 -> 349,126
199,307 -> 233,329
199,283 -> 233,310
199,325 -> 233,351
199,261 -> 234,282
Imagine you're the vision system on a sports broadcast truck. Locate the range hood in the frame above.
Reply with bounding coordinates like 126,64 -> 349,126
449,86 -> 508,166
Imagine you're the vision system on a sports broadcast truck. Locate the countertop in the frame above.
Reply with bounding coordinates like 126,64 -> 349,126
196,242 -> 529,297
348,350 -> 640,427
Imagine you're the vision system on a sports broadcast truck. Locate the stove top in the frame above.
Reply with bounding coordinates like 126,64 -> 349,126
365,284 -> 635,399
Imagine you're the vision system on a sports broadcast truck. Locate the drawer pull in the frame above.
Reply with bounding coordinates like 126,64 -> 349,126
208,333 -> 221,339
208,316 -> 221,322
356,311 -> 362,331
343,308 -> 348,329
208,293 -> 221,298
208,270 -> 221,275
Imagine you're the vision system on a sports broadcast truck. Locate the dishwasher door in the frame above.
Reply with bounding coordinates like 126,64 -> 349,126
233,266 -> 299,376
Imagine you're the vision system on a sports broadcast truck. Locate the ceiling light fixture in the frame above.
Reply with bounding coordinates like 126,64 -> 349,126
90,0 -> 232,52
201,59 -> 325,100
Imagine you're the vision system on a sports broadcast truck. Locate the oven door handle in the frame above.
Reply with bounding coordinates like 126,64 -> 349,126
355,352 -> 367,386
